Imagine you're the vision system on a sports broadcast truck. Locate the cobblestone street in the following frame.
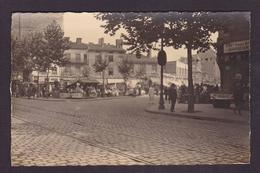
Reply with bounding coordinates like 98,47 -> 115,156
11,97 -> 250,166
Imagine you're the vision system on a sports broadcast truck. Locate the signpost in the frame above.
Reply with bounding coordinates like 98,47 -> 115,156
157,46 -> 167,110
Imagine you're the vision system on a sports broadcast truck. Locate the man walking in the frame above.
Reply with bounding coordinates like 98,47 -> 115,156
168,83 -> 177,112
232,73 -> 244,115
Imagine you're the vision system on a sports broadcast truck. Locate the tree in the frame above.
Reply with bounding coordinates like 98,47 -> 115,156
165,13 -> 223,112
118,57 -> 134,94
43,20 -> 70,83
11,36 -> 33,82
96,12 -> 225,112
27,32 -> 48,84
92,55 -> 109,97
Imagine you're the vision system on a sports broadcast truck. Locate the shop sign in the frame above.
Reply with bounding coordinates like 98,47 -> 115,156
224,40 -> 250,53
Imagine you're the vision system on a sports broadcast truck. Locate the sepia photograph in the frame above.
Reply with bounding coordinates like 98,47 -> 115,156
10,12 -> 250,166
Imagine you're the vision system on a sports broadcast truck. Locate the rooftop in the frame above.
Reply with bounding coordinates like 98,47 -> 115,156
68,40 -> 126,53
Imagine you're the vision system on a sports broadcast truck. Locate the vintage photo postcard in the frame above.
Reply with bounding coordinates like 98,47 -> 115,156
10,12 -> 250,166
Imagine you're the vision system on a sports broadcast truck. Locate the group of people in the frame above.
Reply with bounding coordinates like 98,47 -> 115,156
149,83 -> 178,112
11,82 -> 51,98
165,83 -> 219,104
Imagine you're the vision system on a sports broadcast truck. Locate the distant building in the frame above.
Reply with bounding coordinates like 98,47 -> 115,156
59,38 -> 126,85
48,37 -> 159,87
179,48 -> 220,85
12,13 -> 64,40
163,60 -> 188,86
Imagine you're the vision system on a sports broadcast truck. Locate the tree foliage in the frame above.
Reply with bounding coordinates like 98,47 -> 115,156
43,20 -> 70,71
11,37 -> 31,72
118,57 -> 134,81
92,55 -> 109,97
11,20 -> 70,82
92,55 -> 109,73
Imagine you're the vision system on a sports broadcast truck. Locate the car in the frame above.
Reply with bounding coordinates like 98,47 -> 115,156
210,92 -> 233,108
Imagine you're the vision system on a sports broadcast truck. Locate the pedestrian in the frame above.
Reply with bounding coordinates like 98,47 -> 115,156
232,73 -> 244,115
168,83 -> 177,112
148,84 -> 155,103
164,86 -> 169,101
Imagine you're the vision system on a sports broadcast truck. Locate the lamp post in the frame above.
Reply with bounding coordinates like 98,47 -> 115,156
157,38 -> 167,110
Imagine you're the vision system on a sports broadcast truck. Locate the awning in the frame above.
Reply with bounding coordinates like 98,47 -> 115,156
66,78 -> 100,88
78,77 -> 100,84
107,78 -> 124,84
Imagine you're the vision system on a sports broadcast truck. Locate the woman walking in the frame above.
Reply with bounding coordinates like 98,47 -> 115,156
148,84 -> 155,104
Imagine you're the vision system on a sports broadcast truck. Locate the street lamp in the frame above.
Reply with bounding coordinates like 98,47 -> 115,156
157,38 -> 167,110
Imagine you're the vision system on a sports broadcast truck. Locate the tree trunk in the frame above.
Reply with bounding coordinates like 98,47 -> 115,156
46,68 -> 49,98
124,78 -> 128,95
102,71 -> 105,97
37,71 -> 40,97
23,69 -> 30,82
187,46 -> 194,113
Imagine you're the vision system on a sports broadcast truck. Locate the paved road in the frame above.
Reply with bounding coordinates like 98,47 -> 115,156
11,96 -> 250,166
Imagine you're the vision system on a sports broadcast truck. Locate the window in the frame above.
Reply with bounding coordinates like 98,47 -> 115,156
140,64 -> 146,73
95,54 -> 102,63
108,67 -> 114,76
75,54 -> 81,63
108,55 -> 113,62
84,54 -> 88,64
75,65 -> 81,74
52,68 -> 57,75
64,53 -> 71,61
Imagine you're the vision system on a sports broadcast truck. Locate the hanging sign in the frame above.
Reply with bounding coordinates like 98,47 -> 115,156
224,40 -> 250,53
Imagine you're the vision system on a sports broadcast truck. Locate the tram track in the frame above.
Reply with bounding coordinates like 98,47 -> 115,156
13,102 -> 249,158
12,115 -> 154,165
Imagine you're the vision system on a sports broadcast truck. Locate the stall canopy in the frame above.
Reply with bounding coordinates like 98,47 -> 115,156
66,77 -> 100,88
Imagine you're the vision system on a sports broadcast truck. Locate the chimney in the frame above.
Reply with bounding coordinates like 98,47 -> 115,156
116,39 -> 123,48
98,38 -> 104,47
64,37 -> 70,42
147,49 -> 151,58
76,38 -> 82,44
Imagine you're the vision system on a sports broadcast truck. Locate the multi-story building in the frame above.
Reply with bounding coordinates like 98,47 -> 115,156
59,38 -> 126,85
179,48 -> 220,85
123,54 -> 159,87
216,13 -> 249,92
195,49 -> 220,85
55,38 -> 159,87
162,60 -> 188,86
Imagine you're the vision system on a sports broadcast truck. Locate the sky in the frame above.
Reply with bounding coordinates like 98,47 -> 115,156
64,12 -> 218,61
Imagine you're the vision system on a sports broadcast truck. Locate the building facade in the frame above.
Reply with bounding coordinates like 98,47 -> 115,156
49,38 -> 159,86
179,48 -> 220,85
163,60 -> 188,86
216,13 -> 250,92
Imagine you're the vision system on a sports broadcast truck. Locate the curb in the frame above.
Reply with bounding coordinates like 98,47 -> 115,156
145,108 -> 249,125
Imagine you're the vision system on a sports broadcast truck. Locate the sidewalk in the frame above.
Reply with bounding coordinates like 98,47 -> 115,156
145,102 -> 250,125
